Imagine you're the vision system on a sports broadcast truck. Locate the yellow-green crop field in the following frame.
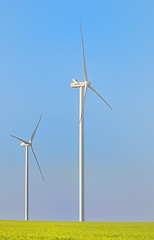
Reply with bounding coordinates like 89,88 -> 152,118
0,221 -> 154,240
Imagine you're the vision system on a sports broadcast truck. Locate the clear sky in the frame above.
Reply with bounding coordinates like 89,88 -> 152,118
0,0 -> 154,221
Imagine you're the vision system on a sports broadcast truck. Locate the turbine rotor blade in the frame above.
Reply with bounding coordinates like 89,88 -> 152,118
89,85 -> 112,110
80,22 -> 88,83
30,146 -> 45,181
11,135 -> 29,144
31,114 -> 42,142
83,83 -> 88,106
80,83 -> 88,122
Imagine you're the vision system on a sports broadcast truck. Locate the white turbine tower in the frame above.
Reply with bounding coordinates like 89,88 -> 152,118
11,115 -> 44,221
71,24 -> 112,222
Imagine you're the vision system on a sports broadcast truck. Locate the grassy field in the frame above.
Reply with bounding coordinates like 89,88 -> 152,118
0,221 -> 154,239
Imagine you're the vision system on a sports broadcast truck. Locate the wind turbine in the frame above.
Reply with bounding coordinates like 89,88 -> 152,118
71,23 -> 112,222
11,115 -> 44,221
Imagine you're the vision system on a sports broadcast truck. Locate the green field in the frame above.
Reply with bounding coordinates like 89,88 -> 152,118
0,221 -> 154,239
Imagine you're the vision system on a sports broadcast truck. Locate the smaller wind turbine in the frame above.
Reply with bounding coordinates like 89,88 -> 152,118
11,115 -> 44,221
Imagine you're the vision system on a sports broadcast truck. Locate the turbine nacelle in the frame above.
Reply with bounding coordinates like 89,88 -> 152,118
71,79 -> 91,88
20,142 -> 31,147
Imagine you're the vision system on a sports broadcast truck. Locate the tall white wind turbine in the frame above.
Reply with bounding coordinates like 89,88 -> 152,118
11,115 -> 44,221
71,24 -> 112,222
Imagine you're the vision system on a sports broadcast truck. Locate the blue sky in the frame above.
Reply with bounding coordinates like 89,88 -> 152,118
0,0 -> 154,221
